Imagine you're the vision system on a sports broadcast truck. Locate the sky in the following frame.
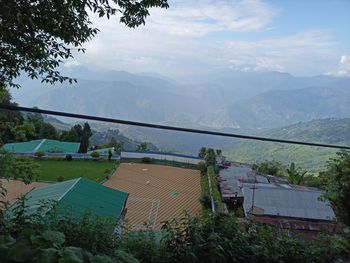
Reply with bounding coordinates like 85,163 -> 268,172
67,0 -> 350,78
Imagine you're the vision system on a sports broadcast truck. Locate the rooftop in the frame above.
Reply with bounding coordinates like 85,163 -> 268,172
242,185 -> 336,221
2,139 -> 80,154
9,178 -> 128,221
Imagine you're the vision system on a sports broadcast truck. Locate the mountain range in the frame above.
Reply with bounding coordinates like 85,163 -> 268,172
12,66 -> 350,129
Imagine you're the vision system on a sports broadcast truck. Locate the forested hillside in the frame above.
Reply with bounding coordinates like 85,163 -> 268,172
225,118 -> 350,173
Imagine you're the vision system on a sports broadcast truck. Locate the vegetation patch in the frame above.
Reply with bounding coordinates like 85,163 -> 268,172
200,165 -> 224,211
36,160 -> 116,182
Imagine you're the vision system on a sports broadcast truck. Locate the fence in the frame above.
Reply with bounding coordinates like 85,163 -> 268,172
121,150 -> 203,165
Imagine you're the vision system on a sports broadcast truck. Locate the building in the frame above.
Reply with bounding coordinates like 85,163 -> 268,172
9,178 -> 129,223
121,150 -> 203,165
218,163 -> 269,210
242,185 -> 337,238
218,163 -> 339,238
2,139 -> 80,154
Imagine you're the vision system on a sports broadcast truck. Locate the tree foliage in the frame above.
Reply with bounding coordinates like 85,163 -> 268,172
0,0 -> 169,88
80,123 -> 93,153
198,147 -> 207,158
137,142 -> 150,151
0,198 -> 349,263
252,160 -> 286,177
0,151 -> 39,185
39,123 -> 58,140
286,162 -> 307,185
0,87 -> 24,145
321,151 -> 350,226
60,123 -> 92,153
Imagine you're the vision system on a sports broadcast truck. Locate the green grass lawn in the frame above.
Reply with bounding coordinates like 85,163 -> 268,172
36,160 -> 117,182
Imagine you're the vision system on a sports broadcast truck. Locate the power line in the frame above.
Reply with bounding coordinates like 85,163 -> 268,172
1,103 -> 350,150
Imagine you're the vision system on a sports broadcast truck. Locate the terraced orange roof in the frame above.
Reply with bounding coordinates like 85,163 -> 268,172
0,179 -> 47,209
103,163 -> 202,229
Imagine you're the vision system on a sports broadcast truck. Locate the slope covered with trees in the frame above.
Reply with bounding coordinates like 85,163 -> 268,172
225,118 -> 350,173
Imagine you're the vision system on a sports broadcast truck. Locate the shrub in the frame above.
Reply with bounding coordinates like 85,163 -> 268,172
65,154 -> 73,161
200,193 -> 211,209
46,156 -> 64,161
141,157 -> 152,163
108,149 -> 113,161
90,151 -> 100,159
34,151 -> 45,158
57,175 -> 65,182
197,161 -> 207,175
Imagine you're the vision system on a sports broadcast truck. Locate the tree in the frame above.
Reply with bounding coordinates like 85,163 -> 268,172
108,149 -> 113,162
321,151 -> 350,226
0,0 -> 169,88
204,148 -> 216,167
80,123 -> 92,153
0,151 -> 39,184
198,147 -> 207,158
286,162 -> 307,185
137,142 -> 149,151
0,86 -> 24,145
216,149 -> 222,156
39,123 -> 58,139
114,140 -> 124,154
25,110 -> 44,135
60,124 -> 82,142
252,160 -> 285,178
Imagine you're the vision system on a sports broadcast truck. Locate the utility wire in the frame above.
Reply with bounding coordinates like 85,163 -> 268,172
1,103 -> 349,150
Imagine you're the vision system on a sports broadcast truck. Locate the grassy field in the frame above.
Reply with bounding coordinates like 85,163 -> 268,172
36,160 -> 117,182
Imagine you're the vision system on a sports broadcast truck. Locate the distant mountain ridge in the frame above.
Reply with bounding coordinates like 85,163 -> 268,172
225,118 -> 350,173
12,67 -> 350,129
201,79 -> 350,128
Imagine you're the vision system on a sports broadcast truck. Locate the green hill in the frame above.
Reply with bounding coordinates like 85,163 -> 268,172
224,118 -> 350,173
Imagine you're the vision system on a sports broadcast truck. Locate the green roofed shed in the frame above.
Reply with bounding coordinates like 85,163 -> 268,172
10,178 -> 128,221
2,139 -> 80,153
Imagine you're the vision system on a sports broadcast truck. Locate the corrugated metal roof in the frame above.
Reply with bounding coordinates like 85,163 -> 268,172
2,139 -> 80,153
242,185 -> 336,221
10,178 -> 128,221
218,164 -> 269,198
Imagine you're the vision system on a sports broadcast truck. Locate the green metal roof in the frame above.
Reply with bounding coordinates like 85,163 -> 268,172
3,139 -> 42,153
2,139 -> 80,153
10,178 -> 128,221
39,139 -> 80,153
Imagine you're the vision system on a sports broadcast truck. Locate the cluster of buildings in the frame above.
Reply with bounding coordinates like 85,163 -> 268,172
1,140 -> 342,238
217,161 -> 339,238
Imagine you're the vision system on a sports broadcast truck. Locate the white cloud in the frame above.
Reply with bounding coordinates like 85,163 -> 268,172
326,55 -> 350,77
223,30 -> 338,73
146,0 -> 279,36
65,1 -> 345,77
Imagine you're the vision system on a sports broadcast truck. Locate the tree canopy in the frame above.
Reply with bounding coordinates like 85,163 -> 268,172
0,0 -> 169,88
321,151 -> 350,226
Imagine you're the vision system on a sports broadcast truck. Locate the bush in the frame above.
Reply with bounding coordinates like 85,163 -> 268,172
57,175 -> 65,182
2,201 -> 349,263
65,154 -> 73,161
197,161 -> 207,175
108,149 -> 113,161
46,156 -> 64,161
90,151 -> 100,159
200,193 -> 211,209
141,157 -> 152,163
252,160 -> 286,177
34,151 -> 45,158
